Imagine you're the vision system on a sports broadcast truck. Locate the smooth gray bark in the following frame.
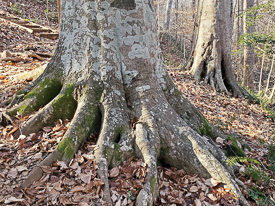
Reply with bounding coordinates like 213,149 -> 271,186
1,0 -> 251,205
164,0 -> 173,31
242,0 -> 255,89
232,0 -> 244,79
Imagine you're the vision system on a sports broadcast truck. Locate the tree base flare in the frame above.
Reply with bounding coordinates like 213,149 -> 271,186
1,0 -> 251,204
1,60 -> 250,206
12,74 -> 250,205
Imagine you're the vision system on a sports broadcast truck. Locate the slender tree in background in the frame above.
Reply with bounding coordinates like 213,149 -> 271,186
1,0 -> 250,205
242,0 -> 255,89
232,0 -> 244,81
164,0 -> 173,31
232,0 -> 244,45
185,0 -> 246,97
192,0 -> 197,10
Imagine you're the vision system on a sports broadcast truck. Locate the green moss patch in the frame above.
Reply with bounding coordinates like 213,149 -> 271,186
224,136 -> 246,157
57,137 -> 75,159
175,88 -> 183,98
25,78 -> 62,106
12,78 -> 62,116
73,88 -> 102,149
114,143 -> 122,162
104,143 -> 122,165
114,125 -> 126,142
18,105 -> 29,114
16,90 -> 28,96
150,177 -> 156,194
198,118 -> 214,139
105,146 -> 113,161
74,104 -> 101,145
52,84 -> 77,121
159,147 -> 169,159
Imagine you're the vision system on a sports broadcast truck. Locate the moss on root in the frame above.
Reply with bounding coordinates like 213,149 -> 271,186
224,136 -> 246,157
73,106 -> 101,148
104,143 -> 122,166
105,146 -> 113,161
75,87 -> 103,143
159,147 -> 169,159
10,78 -> 62,116
57,137 -> 75,160
74,105 -> 101,145
175,88 -> 183,98
52,84 -> 77,120
114,143 -> 122,162
16,90 -> 28,96
114,125 -> 126,141
198,118 -> 214,139
56,87 -> 102,163
86,104 -> 101,133
150,177 -> 156,194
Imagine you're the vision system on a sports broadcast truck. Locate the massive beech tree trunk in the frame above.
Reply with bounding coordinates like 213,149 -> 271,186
1,0 -> 250,205
186,0 -> 246,97
242,0 -> 255,89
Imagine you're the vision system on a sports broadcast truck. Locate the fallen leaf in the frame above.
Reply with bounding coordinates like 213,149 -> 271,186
16,166 -> 27,172
4,196 -> 24,203
71,186 -> 86,192
190,186 -> 198,193
205,178 -> 221,187
194,199 -> 202,206
7,168 -> 18,178
56,161 -> 68,169
109,167 -> 119,178
80,173 -> 91,184
208,194 -> 217,201
42,126 -> 52,132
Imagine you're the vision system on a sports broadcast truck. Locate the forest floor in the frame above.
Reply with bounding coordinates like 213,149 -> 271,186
0,1 -> 275,206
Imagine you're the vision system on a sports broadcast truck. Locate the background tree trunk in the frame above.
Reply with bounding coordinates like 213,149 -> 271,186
232,0 -> 244,81
242,0 -> 255,89
164,0 -> 173,31
2,0 -> 250,205
186,0 -> 246,97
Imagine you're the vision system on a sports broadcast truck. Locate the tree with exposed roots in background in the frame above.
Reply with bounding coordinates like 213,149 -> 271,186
185,0 -> 248,97
1,0 -> 251,205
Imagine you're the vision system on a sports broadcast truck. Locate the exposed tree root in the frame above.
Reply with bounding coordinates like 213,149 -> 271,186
186,134 -> 250,206
135,123 -> 159,206
0,75 -> 42,108
2,78 -> 250,206
20,150 -> 63,189
0,111 -> 13,127
13,92 -> 65,138
20,88 -> 100,188
5,71 -> 249,205
96,157 -> 112,206
0,58 -> 250,206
